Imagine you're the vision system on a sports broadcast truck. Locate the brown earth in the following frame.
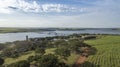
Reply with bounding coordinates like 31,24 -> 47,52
73,47 -> 90,67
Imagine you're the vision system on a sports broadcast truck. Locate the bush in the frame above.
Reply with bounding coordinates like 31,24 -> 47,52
55,47 -> 70,59
7,60 -> 30,67
35,48 -> 45,55
0,44 -> 6,50
1,48 -> 19,58
0,58 -> 4,65
37,54 -> 60,67
27,55 -> 42,62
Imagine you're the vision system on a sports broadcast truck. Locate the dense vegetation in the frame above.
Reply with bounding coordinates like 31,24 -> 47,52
0,34 -> 96,67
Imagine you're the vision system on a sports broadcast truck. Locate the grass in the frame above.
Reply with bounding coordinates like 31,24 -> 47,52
0,51 -> 2,54
0,28 -> 40,33
4,51 -> 35,65
0,28 -> 22,33
66,53 -> 79,66
84,35 -> 120,67
45,48 -> 56,55
4,48 -> 56,65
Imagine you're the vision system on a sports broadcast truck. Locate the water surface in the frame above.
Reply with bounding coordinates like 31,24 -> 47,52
0,29 -> 120,43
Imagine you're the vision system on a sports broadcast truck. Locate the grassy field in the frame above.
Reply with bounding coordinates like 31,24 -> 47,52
4,51 -> 35,65
84,35 -> 120,67
0,28 -> 40,33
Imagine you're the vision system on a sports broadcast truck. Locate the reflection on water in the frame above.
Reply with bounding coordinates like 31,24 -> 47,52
0,29 -> 120,43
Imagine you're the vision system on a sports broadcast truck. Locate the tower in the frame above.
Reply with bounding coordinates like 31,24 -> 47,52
26,35 -> 28,41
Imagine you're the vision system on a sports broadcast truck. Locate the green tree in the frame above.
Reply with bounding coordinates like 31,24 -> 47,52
37,54 -> 59,67
0,44 -> 6,50
27,55 -> 42,62
53,39 -> 68,48
7,60 -> 30,67
1,48 -> 19,58
55,47 -> 70,59
68,39 -> 83,53
35,48 -> 45,55
0,58 -> 4,65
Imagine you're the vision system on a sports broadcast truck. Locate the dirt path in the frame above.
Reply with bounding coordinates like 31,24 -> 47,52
73,47 -> 90,67
73,46 -> 97,67
73,55 -> 87,67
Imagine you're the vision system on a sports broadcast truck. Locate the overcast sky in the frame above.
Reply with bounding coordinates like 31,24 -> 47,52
0,0 -> 120,28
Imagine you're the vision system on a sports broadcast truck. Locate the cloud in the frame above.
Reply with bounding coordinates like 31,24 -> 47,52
0,0 -> 16,14
0,0 -> 40,13
0,0 -> 87,14
18,0 -> 40,13
41,4 -> 67,12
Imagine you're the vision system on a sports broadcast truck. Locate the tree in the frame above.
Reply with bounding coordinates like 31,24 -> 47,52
53,39 -> 68,48
0,44 -> 6,50
1,48 -> 19,58
0,58 -> 4,65
27,55 -> 42,63
7,60 -> 30,67
55,47 -> 70,59
67,39 -> 83,53
35,48 -> 45,55
37,54 -> 59,67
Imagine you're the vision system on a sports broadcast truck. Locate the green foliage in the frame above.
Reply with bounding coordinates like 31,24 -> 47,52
53,39 -> 67,47
35,48 -> 45,55
0,44 -> 6,50
37,54 -> 68,67
27,55 -> 41,62
37,54 -> 58,67
0,58 -> 4,65
27,56 -> 36,62
2,33 -> 96,67
67,39 -> 82,53
2,48 -> 19,58
7,60 -> 30,67
4,51 -> 35,65
55,47 -> 70,59
1,41 -> 47,58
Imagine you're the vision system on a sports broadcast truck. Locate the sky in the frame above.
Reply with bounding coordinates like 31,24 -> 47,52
0,0 -> 120,28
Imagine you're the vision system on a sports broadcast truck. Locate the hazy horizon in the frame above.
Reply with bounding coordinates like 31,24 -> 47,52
0,0 -> 120,28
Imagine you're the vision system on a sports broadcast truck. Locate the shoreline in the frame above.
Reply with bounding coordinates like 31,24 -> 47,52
0,33 -> 120,44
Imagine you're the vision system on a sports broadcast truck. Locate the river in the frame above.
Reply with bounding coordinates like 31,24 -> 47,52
0,29 -> 120,43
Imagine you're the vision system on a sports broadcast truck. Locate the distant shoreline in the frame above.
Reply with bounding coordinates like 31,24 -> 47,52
0,27 -> 120,33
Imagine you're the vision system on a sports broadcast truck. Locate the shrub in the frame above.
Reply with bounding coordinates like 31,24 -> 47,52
0,58 -> 4,65
7,60 -> 30,67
